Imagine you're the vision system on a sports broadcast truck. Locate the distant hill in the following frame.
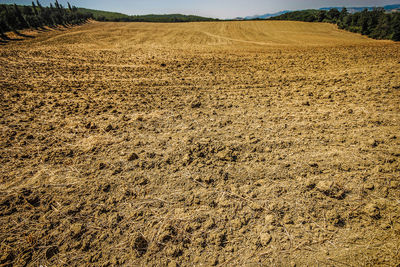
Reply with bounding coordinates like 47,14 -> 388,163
319,4 -> 400,13
77,8 -> 130,21
244,4 -> 400,20
244,11 -> 290,20
77,8 -> 217,22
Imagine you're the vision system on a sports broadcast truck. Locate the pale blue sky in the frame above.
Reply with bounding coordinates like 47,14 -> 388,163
1,0 -> 399,18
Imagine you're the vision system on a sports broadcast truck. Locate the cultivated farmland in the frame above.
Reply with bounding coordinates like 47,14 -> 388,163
1,21 -> 400,266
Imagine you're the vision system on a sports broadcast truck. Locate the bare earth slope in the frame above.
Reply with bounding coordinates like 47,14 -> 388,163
1,21 -> 400,266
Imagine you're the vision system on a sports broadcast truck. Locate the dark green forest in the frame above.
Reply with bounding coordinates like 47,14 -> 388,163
99,14 -> 217,23
0,1 -> 93,38
269,8 -> 400,41
81,8 -> 218,22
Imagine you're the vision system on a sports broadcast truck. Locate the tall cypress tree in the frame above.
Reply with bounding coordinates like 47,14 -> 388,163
0,22 -> 4,38
4,6 -> 17,31
14,4 -> 29,29
49,3 -> 58,25
0,1 -> 93,33
0,5 -> 9,38
32,1 -> 38,16
58,2 -> 67,24
36,0 -> 43,11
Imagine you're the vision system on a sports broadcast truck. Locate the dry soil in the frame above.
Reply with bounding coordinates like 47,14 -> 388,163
1,21 -> 400,266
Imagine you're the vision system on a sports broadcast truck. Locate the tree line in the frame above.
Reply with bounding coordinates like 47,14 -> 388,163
96,14 -> 218,23
269,8 -> 400,41
78,7 -> 217,23
0,1 -> 93,38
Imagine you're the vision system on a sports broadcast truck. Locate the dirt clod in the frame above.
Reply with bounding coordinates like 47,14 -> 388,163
259,233 -> 272,246
191,101 -> 201,108
316,180 -> 346,199
70,223 -> 83,237
364,203 -> 381,219
132,234 -> 148,257
46,246 -> 59,259
364,182 -> 375,190
105,124 -> 113,132
128,153 -> 139,161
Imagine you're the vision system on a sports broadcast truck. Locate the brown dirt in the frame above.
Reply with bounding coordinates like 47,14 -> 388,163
1,21 -> 400,266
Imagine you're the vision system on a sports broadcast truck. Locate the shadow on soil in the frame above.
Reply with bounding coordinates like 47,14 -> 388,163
0,30 -> 38,44
0,36 -> 26,44
15,31 -> 35,39
1,23 -> 90,45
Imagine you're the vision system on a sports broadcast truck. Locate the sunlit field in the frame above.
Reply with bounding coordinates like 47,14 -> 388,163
1,21 -> 400,266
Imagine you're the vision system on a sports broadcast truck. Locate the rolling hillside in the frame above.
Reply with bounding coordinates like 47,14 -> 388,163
32,20 -> 376,48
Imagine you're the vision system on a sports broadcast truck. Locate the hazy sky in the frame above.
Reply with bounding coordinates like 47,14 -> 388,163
1,0 -> 399,18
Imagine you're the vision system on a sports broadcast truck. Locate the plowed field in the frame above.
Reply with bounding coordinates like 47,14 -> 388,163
1,21 -> 400,266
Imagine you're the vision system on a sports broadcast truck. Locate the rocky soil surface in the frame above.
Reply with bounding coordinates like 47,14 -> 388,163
1,21 -> 400,266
